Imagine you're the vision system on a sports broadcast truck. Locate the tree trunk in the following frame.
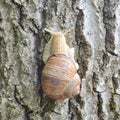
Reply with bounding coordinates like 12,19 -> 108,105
0,0 -> 120,120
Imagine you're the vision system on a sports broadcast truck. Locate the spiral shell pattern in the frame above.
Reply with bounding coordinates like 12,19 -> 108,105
41,54 -> 80,99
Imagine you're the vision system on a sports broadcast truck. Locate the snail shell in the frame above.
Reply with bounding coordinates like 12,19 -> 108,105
41,29 -> 81,99
42,54 -> 80,99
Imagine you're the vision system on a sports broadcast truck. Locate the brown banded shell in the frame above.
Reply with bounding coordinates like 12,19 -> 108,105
41,54 -> 80,99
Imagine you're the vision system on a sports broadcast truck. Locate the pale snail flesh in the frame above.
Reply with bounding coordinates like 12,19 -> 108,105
41,28 -> 81,99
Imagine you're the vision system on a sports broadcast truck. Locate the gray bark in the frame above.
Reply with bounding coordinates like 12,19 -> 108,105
0,0 -> 120,120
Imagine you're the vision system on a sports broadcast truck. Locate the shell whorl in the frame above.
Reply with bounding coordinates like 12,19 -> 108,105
41,54 -> 80,99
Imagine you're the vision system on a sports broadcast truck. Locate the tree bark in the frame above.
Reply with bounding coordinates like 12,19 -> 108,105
0,0 -> 120,120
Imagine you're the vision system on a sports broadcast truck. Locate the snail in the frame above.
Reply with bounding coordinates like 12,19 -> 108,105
41,28 -> 81,99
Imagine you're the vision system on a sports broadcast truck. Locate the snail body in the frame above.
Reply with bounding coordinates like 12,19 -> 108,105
41,29 -> 81,99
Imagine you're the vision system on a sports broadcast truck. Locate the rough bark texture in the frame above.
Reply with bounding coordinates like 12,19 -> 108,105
0,0 -> 120,120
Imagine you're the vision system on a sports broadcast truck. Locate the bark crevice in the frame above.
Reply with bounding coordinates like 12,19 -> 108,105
68,99 -> 83,120
75,8 -> 92,79
11,0 -> 24,29
103,0 -> 119,56
109,93 -> 120,119
14,85 -> 33,120
97,93 -> 104,120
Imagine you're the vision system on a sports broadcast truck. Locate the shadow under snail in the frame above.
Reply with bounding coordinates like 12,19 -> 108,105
41,28 -> 81,100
